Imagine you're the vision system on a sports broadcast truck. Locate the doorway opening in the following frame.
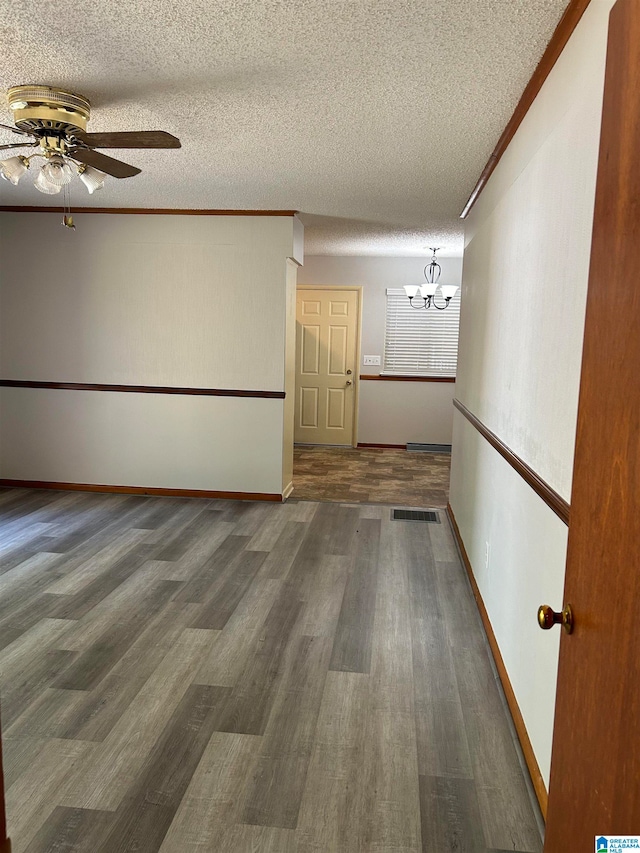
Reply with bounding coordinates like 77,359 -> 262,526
293,444 -> 451,506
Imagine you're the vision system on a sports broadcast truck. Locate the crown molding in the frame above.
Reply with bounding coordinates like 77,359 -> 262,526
460,0 -> 592,218
0,206 -> 298,216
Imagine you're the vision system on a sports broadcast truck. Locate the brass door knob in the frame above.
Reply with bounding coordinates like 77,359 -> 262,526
538,603 -> 574,634
346,380 -> 353,386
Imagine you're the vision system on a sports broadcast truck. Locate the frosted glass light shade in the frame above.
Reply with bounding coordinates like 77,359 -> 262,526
404,285 -> 420,298
440,284 -> 459,300
420,282 -> 438,297
0,155 -> 28,185
78,165 -> 106,194
34,169 -> 62,194
41,157 -> 73,186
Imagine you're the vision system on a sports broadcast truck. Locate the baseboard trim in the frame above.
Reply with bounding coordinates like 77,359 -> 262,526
282,481 -> 294,500
0,480 -> 283,502
356,443 -> 406,449
446,502 -> 549,819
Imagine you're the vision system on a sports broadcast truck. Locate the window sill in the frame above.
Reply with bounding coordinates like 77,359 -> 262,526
360,374 -> 456,383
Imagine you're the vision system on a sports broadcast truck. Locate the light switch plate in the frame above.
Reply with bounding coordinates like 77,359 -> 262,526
363,355 -> 381,365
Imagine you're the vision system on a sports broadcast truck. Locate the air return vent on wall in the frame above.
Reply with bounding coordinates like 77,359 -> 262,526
391,509 -> 440,523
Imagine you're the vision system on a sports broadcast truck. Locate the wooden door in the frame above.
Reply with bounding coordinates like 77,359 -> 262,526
294,288 -> 359,446
544,0 -> 640,846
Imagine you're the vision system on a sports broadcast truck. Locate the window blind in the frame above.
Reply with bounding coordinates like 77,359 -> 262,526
383,287 -> 460,377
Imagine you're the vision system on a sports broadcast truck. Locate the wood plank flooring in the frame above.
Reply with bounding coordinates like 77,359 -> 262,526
293,445 -> 451,506
0,488 -> 542,853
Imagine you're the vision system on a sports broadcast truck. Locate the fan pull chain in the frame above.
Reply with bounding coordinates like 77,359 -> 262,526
62,183 -> 75,230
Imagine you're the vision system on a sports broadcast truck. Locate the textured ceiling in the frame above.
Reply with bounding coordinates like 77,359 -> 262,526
0,0 -> 569,255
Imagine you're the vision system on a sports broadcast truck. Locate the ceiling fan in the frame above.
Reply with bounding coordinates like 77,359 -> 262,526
0,85 -> 181,196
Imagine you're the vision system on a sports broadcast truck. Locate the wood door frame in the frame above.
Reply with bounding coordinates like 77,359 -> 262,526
295,285 -> 363,448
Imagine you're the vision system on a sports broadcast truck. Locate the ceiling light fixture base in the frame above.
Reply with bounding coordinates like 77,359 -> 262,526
8,85 -> 91,135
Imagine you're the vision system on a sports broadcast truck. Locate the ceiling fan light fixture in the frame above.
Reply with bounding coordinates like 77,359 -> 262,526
34,168 -> 62,194
78,164 -> 106,194
0,155 -> 29,185
2,86 -> 181,223
41,155 -> 73,186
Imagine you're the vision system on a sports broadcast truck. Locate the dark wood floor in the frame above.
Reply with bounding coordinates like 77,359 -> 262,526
293,445 -> 451,507
0,488 -> 542,853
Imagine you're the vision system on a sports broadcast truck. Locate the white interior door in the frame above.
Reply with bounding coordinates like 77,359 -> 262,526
295,287 -> 359,446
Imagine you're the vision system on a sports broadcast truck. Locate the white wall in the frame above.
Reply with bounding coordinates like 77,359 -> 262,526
0,212 -> 302,495
298,255 -> 463,445
450,0 -> 615,787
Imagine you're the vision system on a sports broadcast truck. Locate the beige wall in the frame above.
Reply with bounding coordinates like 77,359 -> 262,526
0,212 -> 302,495
298,255 -> 463,445
0,388 -> 285,493
450,0 -> 615,786
358,380 -> 454,445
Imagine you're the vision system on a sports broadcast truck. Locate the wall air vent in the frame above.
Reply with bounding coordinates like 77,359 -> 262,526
391,509 -> 440,523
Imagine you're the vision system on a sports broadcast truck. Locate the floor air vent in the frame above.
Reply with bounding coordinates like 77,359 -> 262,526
392,509 -> 440,523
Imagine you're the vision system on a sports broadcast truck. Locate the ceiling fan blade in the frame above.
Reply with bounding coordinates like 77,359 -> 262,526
75,131 -> 181,149
0,121 -> 34,137
0,141 -> 38,151
68,147 -> 141,178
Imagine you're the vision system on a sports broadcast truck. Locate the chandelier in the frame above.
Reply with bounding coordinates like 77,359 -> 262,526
404,248 -> 459,309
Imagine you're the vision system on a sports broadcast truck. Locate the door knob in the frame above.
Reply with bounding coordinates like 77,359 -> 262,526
346,369 -> 352,375
538,603 -> 574,634
346,380 -> 353,386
